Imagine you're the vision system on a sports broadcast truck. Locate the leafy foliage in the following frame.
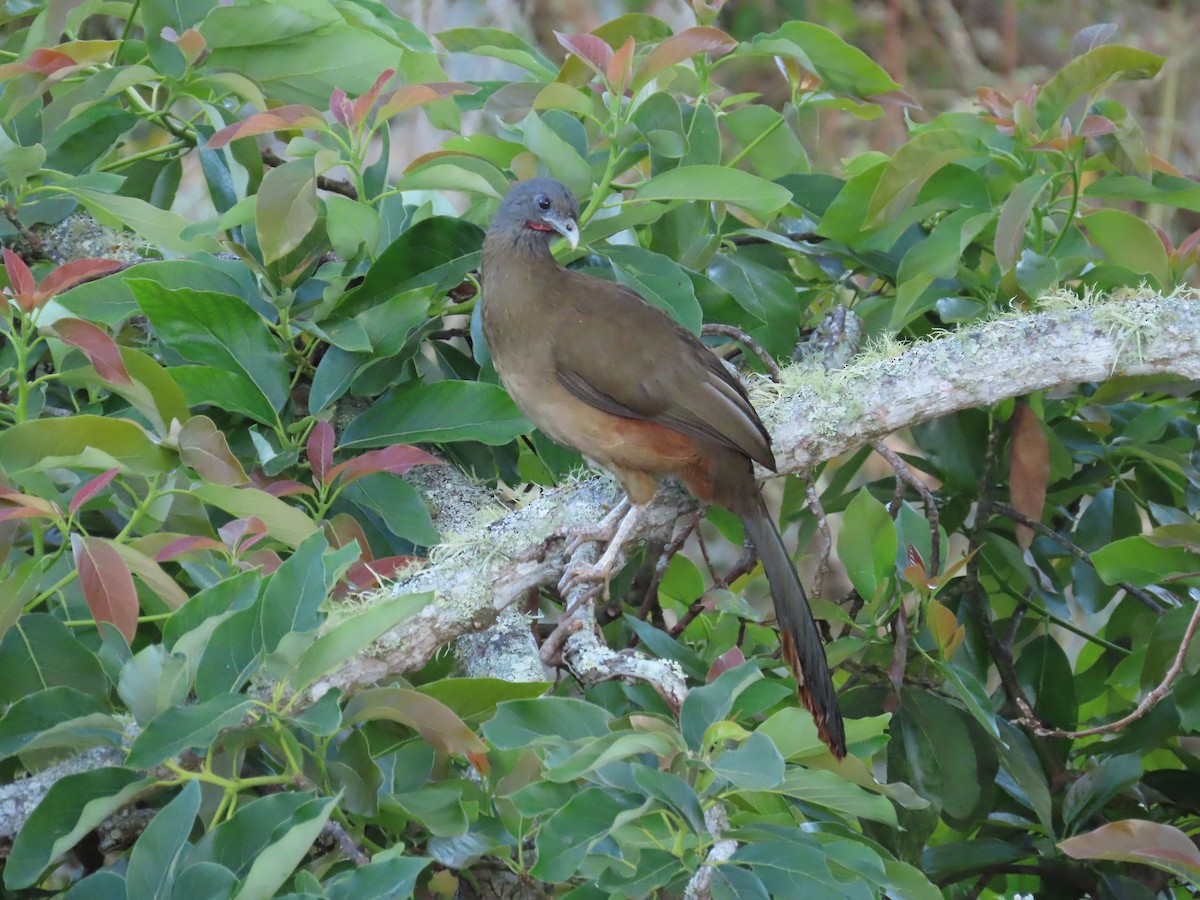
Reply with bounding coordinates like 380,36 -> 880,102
0,0 -> 1197,897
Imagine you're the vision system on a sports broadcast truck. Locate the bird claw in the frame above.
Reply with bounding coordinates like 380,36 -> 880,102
561,498 -> 630,559
557,501 -> 642,603
557,559 -> 614,600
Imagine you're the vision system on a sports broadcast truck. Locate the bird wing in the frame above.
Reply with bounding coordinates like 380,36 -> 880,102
550,270 -> 776,471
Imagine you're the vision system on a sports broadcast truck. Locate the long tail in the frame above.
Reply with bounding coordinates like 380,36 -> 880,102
741,492 -> 846,759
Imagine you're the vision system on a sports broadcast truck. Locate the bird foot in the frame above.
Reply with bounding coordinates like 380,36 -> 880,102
558,502 -> 642,600
561,497 -> 630,558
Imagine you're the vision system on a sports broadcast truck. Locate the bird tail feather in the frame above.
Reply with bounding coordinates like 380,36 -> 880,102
741,496 -> 846,759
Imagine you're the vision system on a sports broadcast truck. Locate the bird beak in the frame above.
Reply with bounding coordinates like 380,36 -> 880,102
544,213 -> 579,250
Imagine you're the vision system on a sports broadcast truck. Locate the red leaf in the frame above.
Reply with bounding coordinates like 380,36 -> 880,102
706,645 -> 745,682
330,87 -> 353,127
208,105 -> 328,148
906,544 -> 925,570
0,503 -> 57,522
219,516 -> 268,554
69,467 -> 120,515
345,555 -> 419,588
47,318 -> 132,385
178,415 -> 248,485
632,26 -> 737,89
1077,115 -> 1117,138
1009,402 -> 1049,549
0,485 -> 60,520
36,258 -> 124,300
1176,227 -> 1200,265
0,48 -> 77,79
351,68 -> 396,126
467,751 -> 491,777
72,535 -> 139,642
155,534 -> 226,561
308,420 -> 335,486
607,36 -> 635,90
176,28 -> 206,65
326,512 -> 370,558
327,444 -> 442,487
554,32 -> 613,80
373,82 -> 477,122
4,248 -> 35,309
242,548 -> 282,575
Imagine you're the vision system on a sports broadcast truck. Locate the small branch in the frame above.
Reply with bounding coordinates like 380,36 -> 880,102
803,475 -> 833,599
700,323 -> 781,380
2,203 -> 57,262
873,440 -> 940,575
684,804 -> 737,900
635,516 -> 698,627
1014,594 -> 1200,739
262,148 -> 358,200
989,502 -> 1163,612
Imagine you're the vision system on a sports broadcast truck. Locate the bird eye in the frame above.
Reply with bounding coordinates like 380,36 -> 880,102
536,194 -> 551,211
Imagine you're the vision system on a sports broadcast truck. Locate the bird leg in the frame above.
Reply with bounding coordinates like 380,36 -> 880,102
558,500 -> 642,598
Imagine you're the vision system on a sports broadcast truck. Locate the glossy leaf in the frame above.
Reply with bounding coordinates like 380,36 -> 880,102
72,535 -> 139,642
178,416 -> 248,485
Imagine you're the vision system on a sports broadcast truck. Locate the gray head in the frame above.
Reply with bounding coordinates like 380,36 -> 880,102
489,178 -> 580,253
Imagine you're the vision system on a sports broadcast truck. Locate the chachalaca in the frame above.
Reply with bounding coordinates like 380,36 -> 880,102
480,178 -> 846,758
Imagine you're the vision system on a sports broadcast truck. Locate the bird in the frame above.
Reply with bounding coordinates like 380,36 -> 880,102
480,178 -> 846,759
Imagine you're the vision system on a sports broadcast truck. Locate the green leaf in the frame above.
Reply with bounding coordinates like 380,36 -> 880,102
530,786 -> 644,882
543,731 -> 679,783
743,21 -> 899,97
204,13 -> 401,106
5,768 -> 150,890
1016,631 -> 1080,730
324,194 -> 382,257
339,474 -> 439,546
521,111 -> 592,200
483,697 -> 611,749
126,693 -> 254,768
994,174 -> 1051,274
417,678 -> 551,723
680,660 -> 761,751
66,188 -> 223,255
118,645 -> 190,726
1034,46 -> 1165,131
634,166 -> 793,217
337,216 -> 483,319
866,129 -> 984,225
128,282 -> 290,416
256,158 -> 318,263
1092,535 -> 1197,586
0,415 -> 172,477
0,686 -> 110,759
437,27 -> 556,79
291,591 -> 433,691
126,780 -> 201,900
342,379 -> 529,448
631,766 -> 705,833
771,768 -> 898,825
837,488 -> 896,603
0,614 -> 108,706
237,795 -> 337,900
324,855 -> 433,900
996,718 -> 1053,834
605,245 -> 702,333
190,483 -> 318,547
711,730 -> 785,789
1081,208 -> 1170,285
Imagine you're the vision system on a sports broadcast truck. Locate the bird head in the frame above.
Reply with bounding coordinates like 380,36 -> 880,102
491,178 -> 580,252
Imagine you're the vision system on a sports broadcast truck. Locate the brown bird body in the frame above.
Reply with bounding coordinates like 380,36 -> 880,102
481,179 -> 846,758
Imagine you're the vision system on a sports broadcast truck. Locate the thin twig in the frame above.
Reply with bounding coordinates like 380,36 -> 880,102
2,203 -> 56,262
635,515 -> 698,627
1014,595 -> 1200,739
872,440 -> 941,575
990,502 -> 1164,612
700,323 -> 781,380
803,475 -> 833,599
